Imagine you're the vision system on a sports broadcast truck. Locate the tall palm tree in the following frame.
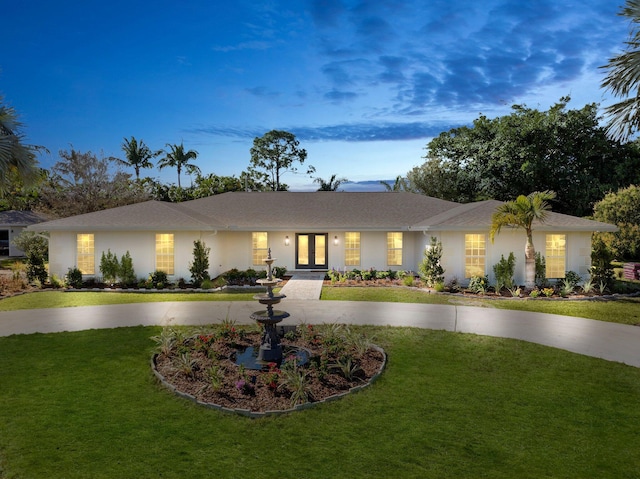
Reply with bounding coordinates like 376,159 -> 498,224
601,0 -> 640,141
314,174 -> 348,191
117,136 -> 161,180
157,142 -> 199,188
0,99 -> 41,193
490,190 -> 556,289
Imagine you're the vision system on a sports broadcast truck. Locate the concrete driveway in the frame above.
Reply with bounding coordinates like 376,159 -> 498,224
1,299 -> 639,368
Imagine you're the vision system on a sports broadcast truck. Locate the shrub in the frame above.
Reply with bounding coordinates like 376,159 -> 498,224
402,275 -> 414,287
535,252 -> 547,287
542,287 -> 555,297
591,236 -> 615,291
25,250 -> 47,285
66,267 -> 83,288
376,270 -> 390,280
222,268 -> 241,285
447,277 -> 461,293
119,251 -> 137,287
419,237 -> 445,287
99,249 -> 119,284
149,270 -> 169,289
200,278 -> 214,289
12,231 -> 48,260
189,240 -> 210,287
49,274 -> 64,289
559,279 -> 574,297
563,271 -> 581,288
468,275 -> 489,294
493,252 -> 516,292
273,266 -> 287,278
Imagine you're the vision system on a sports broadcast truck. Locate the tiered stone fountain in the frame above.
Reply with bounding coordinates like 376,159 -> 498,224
251,249 -> 289,364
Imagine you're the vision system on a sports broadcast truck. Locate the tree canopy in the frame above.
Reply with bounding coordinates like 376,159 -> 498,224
249,130 -> 314,191
116,136 -> 161,180
408,98 -> 640,216
158,142 -> 199,188
592,184 -> 640,260
38,150 -> 148,217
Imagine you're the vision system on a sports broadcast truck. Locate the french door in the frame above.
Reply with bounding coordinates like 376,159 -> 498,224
295,233 -> 328,269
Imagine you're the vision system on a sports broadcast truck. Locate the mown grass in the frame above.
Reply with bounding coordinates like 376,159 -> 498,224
1,287 -> 639,325
1,326 -> 639,478
322,287 -> 640,325
0,290 -> 260,312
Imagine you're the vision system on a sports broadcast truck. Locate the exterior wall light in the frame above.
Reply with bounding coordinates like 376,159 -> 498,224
334,235 -> 339,246
284,235 -> 290,246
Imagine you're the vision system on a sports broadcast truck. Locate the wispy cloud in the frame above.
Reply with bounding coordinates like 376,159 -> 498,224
309,0 -> 622,113
212,40 -> 272,52
188,120 -> 457,142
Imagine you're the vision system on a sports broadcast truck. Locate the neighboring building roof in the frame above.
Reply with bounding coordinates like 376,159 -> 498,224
411,200 -> 619,232
27,192 -> 618,233
0,210 -> 49,226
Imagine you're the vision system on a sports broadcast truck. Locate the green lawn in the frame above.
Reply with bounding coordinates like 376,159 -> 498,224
1,287 -> 639,325
0,290 -> 260,311
1,326 -> 639,478
321,286 -> 640,325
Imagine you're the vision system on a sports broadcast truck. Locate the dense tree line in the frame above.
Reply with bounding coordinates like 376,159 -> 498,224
407,98 -> 640,217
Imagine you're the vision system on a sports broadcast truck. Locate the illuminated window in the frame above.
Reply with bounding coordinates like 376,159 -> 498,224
546,234 -> 566,278
155,233 -> 174,275
387,232 -> 403,266
345,232 -> 360,266
76,234 -> 95,274
465,234 -> 485,278
252,232 -> 268,265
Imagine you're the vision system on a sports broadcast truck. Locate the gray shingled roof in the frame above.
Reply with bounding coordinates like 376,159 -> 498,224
29,201 -> 216,231
410,200 -> 618,232
182,192 -> 458,230
28,192 -> 618,232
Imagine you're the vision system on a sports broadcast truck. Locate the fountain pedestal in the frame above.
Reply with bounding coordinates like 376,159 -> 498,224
251,250 -> 288,363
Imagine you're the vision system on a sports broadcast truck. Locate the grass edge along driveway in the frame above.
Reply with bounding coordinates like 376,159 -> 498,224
1,287 -> 637,325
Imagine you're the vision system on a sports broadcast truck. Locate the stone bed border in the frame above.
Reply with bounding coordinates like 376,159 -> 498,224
151,345 -> 387,419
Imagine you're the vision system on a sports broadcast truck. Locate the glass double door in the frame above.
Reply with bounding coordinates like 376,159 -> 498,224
295,233 -> 328,270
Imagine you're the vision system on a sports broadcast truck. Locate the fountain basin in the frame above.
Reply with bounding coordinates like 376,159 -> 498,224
235,345 -> 311,370
250,310 -> 290,323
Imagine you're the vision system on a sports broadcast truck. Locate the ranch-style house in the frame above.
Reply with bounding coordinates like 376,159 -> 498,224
28,191 -> 617,285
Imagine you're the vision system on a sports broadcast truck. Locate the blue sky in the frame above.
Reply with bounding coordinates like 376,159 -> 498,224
1,0 -> 629,190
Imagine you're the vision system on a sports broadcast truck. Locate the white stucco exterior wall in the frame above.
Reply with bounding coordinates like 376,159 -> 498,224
47,227 -> 594,286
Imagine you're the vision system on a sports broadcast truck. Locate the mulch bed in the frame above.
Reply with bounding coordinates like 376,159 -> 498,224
153,330 -> 385,415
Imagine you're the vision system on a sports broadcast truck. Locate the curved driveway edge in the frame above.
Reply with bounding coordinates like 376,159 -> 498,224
1,300 -> 638,368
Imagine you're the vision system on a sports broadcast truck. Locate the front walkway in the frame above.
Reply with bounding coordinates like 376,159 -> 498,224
279,272 -> 325,300
1,299 -> 639,368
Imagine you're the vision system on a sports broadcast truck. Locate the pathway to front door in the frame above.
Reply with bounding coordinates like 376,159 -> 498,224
279,271 -> 326,300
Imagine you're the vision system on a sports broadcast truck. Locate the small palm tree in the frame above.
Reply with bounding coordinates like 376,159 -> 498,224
117,136 -> 161,180
380,175 -> 409,192
601,0 -> 640,140
314,174 -> 348,191
158,142 -> 199,188
490,190 -> 556,289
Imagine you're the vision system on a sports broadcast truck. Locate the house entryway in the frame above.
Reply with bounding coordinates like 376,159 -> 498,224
295,233 -> 328,270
